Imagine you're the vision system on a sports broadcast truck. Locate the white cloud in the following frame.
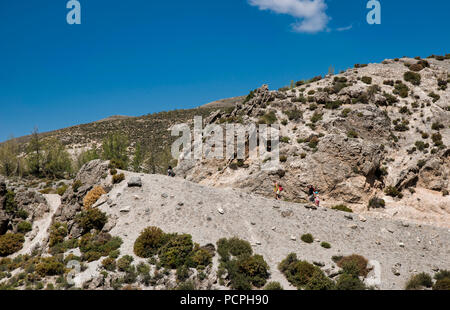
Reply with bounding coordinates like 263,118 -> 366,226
336,24 -> 353,32
248,0 -> 330,33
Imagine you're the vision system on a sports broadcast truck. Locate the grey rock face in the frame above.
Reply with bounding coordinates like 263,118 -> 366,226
127,177 -> 143,187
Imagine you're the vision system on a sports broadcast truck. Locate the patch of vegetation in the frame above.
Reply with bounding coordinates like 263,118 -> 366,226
77,208 -> 108,233
305,268 -> 336,290
347,130 -> 358,139
263,281 -> 283,290
361,76 -> 372,84
335,273 -> 366,290
278,253 -> 332,290
83,186 -> 106,209
101,257 -> 116,271
385,186 -> 403,198
393,82 -> 409,98
431,133 -> 443,146
112,173 -> 125,184
332,205 -> 353,213
341,108 -> 352,118
79,232 -> 123,262
300,234 -> 314,244
405,272 -> 433,290
72,180 -> 82,192
0,233 -> 24,257
320,242 -> 331,249
17,221 -> 32,234
217,237 -> 270,290
404,71 -> 421,86
428,92 -> 440,103
310,112 -> 323,124
36,256 -> 65,277
283,109 -> 302,121
49,222 -> 68,247
258,111 -> 277,125
336,254 -> 369,277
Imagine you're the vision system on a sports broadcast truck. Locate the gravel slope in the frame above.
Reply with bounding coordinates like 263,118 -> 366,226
96,170 -> 450,290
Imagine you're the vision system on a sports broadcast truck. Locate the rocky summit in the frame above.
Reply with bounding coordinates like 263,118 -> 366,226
0,55 -> 449,291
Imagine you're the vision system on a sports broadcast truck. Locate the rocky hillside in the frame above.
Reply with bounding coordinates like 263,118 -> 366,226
176,56 -> 450,228
0,160 -> 448,290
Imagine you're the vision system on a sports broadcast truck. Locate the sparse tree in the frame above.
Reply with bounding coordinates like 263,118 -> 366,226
76,148 -> 100,170
27,127 -> 43,177
41,138 -> 72,179
0,136 -> 19,177
328,65 -> 335,76
102,133 -> 129,169
132,142 -> 144,172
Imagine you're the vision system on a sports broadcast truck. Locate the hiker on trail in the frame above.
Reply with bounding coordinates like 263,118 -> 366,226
308,185 -> 315,202
167,166 -> 175,177
274,181 -> 279,200
277,184 -> 284,200
273,181 -> 283,200
314,189 -> 320,207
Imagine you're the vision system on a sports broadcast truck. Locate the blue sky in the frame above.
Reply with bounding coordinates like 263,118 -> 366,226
0,0 -> 449,141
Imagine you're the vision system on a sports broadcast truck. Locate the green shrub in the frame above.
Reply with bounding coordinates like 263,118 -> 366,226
4,190 -> 17,214
112,173 -> 125,184
79,232 -> 122,262
301,234 -> 314,243
279,254 -> 318,289
117,255 -> 134,272
176,280 -> 196,290
325,101 -> 342,110
217,237 -> 269,289
404,71 -> 421,85
433,278 -> 450,290
56,184 -> 68,196
35,257 -> 65,276
49,222 -> 68,247
258,112 -> 277,125
341,108 -> 352,118
434,270 -> 450,280
72,180 -> 82,192
347,130 -> 358,139
320,242 -> 331,249
237,254 -> 270,288
101,257 -> 116,271
280,137 -> 290,143
77,208 -> 107,233
394,82 -> 409,98
405,272 -> 433,290
305,269 -> 335,290
431,122 -> 444,131
284,109 -> 302,121
332,205 -> 353,213
310,112 -> 323,123
159,234 -> 194,269
188,246 -> 213,269
264,281 -> 283,290
335,273 -> 366,290
134,226 -> 166,258
361,76 -> 372,84
385,186 -> 403,198
17,221 -> 32,233
368,197 -> 385,209
217,237 -> 252,262
431,133 -> 443,146
428,92 -> 440,103
336,254 -> 369,277
0,233 -> 24,257
110,168 -> 117,175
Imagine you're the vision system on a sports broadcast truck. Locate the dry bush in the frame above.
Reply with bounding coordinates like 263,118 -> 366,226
83,186 -> 106,209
